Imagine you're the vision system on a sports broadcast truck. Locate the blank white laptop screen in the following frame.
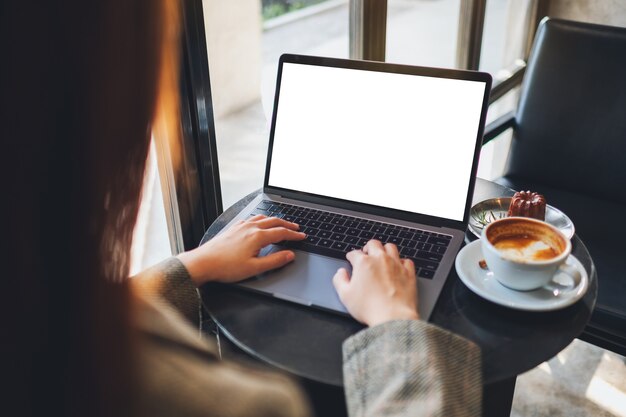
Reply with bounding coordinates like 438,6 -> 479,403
268,62 -> 486,222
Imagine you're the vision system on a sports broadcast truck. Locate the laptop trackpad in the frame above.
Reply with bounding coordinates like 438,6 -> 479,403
237,245 -> 349,314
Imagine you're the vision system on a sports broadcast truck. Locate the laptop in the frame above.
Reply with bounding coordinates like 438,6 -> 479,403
219,54 -> 491,320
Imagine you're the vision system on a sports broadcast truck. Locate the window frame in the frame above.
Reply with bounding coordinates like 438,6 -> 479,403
157,0 -> 223,253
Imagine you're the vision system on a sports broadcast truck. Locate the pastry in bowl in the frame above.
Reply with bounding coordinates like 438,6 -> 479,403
507,191 -> 546,220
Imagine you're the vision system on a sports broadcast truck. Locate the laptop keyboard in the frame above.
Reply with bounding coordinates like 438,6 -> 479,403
250,201 -> 452,279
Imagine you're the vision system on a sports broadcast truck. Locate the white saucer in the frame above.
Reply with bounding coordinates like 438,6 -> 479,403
455,240 -> 589,311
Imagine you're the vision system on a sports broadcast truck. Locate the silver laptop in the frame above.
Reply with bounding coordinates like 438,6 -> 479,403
219,54 -> 491,320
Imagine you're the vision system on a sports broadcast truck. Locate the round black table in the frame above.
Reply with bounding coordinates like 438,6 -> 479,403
199,178 -> 597,389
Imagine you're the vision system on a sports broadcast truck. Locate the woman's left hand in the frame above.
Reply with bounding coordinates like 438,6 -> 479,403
177,215 -> 306,286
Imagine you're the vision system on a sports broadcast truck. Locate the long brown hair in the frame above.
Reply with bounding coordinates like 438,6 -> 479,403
3,1 -> 178,415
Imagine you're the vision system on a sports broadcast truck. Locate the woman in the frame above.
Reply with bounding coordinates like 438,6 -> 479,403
4,0 -> 481,416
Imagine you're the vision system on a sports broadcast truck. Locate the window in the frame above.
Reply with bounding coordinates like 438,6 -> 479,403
386,0 -> 461,68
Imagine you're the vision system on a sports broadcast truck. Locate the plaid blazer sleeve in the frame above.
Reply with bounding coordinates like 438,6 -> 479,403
343,320 -> 481,417
132,257 -> 201,327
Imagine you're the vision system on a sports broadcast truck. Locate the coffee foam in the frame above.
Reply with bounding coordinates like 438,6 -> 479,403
486,218 -> 566,262
494,238 -> 557,262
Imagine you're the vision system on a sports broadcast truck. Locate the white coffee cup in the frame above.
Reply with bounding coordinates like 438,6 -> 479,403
481,217 -> 579,291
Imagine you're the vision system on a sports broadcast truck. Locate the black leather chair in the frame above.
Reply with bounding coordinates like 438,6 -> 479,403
483,18 -> 626,356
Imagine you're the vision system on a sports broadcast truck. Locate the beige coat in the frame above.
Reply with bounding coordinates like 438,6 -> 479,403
133,258 -> 482,417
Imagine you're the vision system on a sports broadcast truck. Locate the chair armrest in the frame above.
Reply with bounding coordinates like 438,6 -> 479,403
482,111 -> 516,145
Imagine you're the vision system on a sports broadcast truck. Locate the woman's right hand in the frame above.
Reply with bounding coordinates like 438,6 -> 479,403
332,240 -> 419,327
